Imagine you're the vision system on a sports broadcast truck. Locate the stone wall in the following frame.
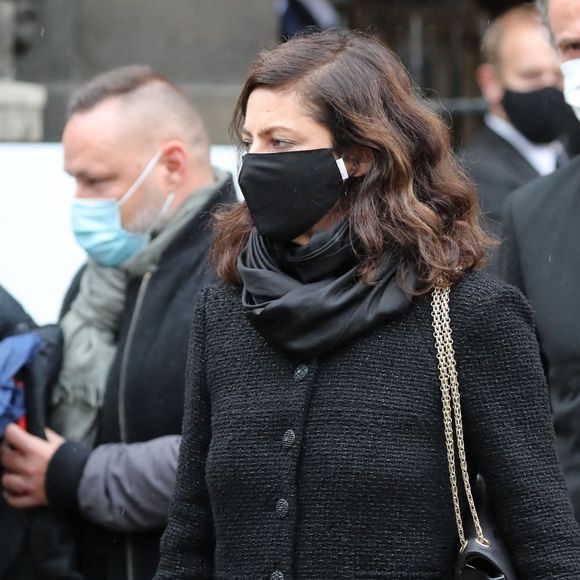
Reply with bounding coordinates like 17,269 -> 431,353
0,0 -> 47,140
15,0 -> 277,143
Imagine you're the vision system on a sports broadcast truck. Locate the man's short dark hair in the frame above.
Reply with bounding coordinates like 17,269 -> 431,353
67,65 -> 209,150
68,65 -> 169,117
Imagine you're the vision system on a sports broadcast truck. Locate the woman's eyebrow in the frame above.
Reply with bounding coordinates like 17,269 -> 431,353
241,125 -> 299,137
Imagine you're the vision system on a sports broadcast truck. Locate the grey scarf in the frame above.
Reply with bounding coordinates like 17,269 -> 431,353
50,170 -> 229,446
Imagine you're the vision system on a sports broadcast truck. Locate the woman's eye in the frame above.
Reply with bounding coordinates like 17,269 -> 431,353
241,140 -> 252,151
271,138 -> 292,149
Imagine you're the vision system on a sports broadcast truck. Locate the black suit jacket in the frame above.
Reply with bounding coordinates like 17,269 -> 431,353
463,125 -> 540,239
501,155 -> 580,521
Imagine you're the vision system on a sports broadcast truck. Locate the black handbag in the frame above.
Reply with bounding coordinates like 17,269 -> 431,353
431,286 -> 518,580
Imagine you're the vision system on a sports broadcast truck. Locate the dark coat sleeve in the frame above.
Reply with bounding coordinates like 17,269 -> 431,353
0,284 -> 36,339
453,283 -> 580,579
498,194 -> 526,293
155,289 -> 214,579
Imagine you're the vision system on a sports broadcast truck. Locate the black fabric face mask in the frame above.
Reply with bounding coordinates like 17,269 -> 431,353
238,148 -> 347,243
501,86 -> 571,144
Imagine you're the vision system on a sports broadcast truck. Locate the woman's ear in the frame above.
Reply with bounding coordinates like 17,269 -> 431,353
342,146 -> 373,178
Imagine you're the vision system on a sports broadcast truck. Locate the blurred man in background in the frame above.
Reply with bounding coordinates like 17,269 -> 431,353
501,0 -> 580,523
275,0 -> 344,39
1,65 -> 235,579
463,4 -> 570,240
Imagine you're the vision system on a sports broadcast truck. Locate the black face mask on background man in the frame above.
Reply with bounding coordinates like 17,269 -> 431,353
501,86 -> 575,144
238,148 -> 348,243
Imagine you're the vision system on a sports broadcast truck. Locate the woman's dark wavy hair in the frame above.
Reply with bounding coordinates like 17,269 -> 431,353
211,29 -> 492,293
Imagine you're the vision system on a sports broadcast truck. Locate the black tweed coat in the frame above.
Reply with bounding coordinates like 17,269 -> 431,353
155,272 -> 580,580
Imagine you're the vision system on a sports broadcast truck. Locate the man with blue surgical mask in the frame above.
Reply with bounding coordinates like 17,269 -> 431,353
71,147 -> 170,267
0,65 -> 235,579
500,0 -> 580,525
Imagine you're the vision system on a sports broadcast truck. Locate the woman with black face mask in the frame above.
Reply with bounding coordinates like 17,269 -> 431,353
155,30 -> 580,580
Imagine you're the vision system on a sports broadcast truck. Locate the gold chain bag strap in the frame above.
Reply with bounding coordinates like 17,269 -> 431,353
431,286 -> 518,580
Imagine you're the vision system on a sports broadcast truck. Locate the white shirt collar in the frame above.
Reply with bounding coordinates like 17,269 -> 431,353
485,113 -> 564,176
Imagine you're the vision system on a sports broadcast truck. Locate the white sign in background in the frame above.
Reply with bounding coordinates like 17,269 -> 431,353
0,143 -> 240,324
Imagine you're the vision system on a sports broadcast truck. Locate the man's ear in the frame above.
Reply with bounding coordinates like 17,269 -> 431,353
160,140 -> 187,188
476,63 -> 505,108
342,146 -> 374,178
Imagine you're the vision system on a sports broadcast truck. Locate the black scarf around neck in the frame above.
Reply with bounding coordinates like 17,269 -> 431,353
238,221 -> 414,359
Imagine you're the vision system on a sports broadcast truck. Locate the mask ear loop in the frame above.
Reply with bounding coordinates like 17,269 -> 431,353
335,157 -> 350,200
118,149 -> 164,207
146,190 -> 176,235
335,158 -> 349,181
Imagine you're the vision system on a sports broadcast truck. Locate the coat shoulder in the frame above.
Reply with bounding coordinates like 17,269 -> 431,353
507,154 -> 580,218
203,282 -> 242,307
451,270 -> 533,324
462,126 -> 534,176
198,282 -> 244,327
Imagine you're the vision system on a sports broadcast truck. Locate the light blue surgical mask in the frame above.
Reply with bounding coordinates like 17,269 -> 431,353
71,150 -> 174,267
